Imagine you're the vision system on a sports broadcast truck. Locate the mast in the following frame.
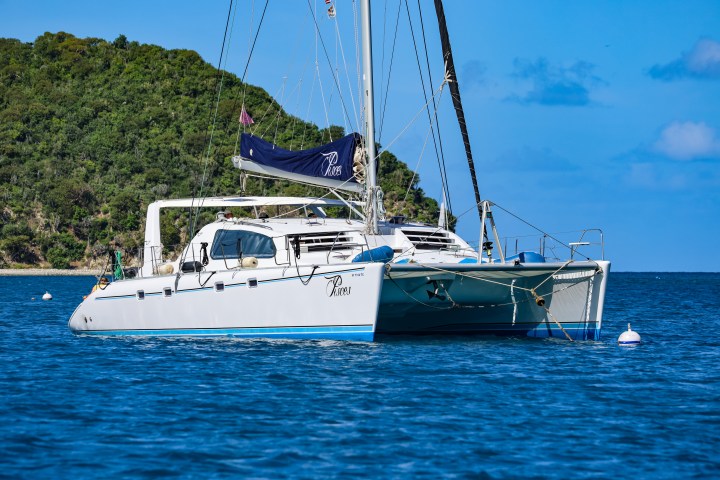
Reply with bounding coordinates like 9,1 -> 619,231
433,0 -> 482,222
360,0 -> 379,234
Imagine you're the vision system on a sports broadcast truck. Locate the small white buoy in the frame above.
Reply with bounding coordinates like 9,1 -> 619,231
618,323 -> 641,346
42,291 -> 53,301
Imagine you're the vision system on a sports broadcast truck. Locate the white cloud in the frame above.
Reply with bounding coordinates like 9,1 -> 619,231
627,162 -> 690,190
653,121 -> 720,161
649,37 -> 720,80
686,39 -> 720,77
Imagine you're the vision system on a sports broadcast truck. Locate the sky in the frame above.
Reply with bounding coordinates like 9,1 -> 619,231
1,0 -> 719,271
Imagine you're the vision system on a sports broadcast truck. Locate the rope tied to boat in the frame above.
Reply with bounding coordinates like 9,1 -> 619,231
385,259 -> 605,340
529,262 -> 604,342
534,260 -> 575,291
531,286 -> 574,342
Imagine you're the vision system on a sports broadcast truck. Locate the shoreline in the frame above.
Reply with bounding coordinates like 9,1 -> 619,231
0,269 -> 98,277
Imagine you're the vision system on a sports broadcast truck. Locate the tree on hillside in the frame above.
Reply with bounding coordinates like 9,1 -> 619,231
0,32 -> 445,268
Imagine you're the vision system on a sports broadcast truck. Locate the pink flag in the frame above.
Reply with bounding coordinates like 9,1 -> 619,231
240,106 -> 254,126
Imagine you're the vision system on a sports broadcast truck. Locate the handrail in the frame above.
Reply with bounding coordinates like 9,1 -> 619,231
499,228 -> 605,262
577,228 -> 605,260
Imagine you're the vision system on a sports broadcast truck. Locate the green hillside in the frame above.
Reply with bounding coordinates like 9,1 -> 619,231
0,32 -> 442,269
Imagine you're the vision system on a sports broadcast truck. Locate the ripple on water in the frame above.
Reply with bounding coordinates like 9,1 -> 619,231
1,274 -> 720,478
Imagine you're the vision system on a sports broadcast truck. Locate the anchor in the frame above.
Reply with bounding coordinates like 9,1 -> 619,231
426,279 -> 448,301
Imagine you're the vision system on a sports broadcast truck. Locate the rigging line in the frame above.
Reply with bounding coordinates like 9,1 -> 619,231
403,0 -> 450,215
315,61 -> 332,139
251,83 -> 286,138
381,81 -> 446,155
272,77 -> 288,145
537,300 -> 575,342
502,229 -> 591,240
266,190 -> 362,221
229,0 -> 270,149
333,12 -> 360,132
304,0 -> 354,131
415,0 -> 452,216
330,8 -> 346,136
412,261 -> 598,295
453,274 -> 595,310
490,202 -> 597,263
446,199 -> 597,259
288,77 -> 305,150
232,0 -> 258,157
247,0 -> 256,61
252,8 -> 313,151
387,266 -> 594,312
239,0 -> 269,85
377,0 -> 402,144
193,0 -> 236,195
416,263 -> 534,291
379,0 -> 388,139
433,0 -> 481,222
402,110 -> 436,204
299,66 -> 319,150
534,260 -> 574,291
312,0 -> 332,140
186,0 -> 237,251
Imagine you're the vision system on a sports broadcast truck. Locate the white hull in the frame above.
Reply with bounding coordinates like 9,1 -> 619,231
68,197 -> 610,342
69,263 -> 386,341
378,261 -> 610,340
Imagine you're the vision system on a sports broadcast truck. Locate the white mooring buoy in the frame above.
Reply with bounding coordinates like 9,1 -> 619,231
618,323 -> 641,346
42,291 -> 53,301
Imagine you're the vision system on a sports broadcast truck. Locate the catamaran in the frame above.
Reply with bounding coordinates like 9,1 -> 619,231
69,0 -> 609,341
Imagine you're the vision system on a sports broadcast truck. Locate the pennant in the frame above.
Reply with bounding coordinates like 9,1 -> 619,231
325,0 -> 331,4
327,5 -> 335,18
239,106 -> 254,126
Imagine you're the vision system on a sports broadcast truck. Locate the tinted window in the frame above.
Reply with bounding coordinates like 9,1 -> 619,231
211,229 -> 276,259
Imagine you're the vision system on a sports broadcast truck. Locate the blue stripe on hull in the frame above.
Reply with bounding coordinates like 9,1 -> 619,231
73,325 -> 374,341
378,322 -> 601,341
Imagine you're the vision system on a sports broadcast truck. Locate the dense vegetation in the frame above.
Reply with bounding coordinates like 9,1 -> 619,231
0,32 -> 443,268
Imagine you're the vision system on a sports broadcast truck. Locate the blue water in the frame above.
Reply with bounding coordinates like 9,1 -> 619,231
1,273 -> 719,478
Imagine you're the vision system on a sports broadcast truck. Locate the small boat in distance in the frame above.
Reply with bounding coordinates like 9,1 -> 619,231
69,0 -> 610,341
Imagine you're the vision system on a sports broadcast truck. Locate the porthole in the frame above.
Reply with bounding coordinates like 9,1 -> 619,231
137,290 -> 145,300
163,287 -> 172,297
215,282 -> 225,292
248,278 -> 258,288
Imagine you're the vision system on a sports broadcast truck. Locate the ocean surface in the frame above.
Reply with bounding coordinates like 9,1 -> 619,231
1,272 -> 719,479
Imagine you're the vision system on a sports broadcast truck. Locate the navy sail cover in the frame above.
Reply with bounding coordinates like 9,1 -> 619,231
240,133 -> 361,183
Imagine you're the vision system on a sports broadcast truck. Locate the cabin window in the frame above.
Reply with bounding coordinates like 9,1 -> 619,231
210,230 -> 276,259
215,282 -> 225,292
163,287 -> 172,297
401,229 -> 455,250
293,232 -> 355,252
137,290 -> 145,300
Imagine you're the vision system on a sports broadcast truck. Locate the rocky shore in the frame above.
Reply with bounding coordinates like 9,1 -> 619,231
0,269 -> 97,277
